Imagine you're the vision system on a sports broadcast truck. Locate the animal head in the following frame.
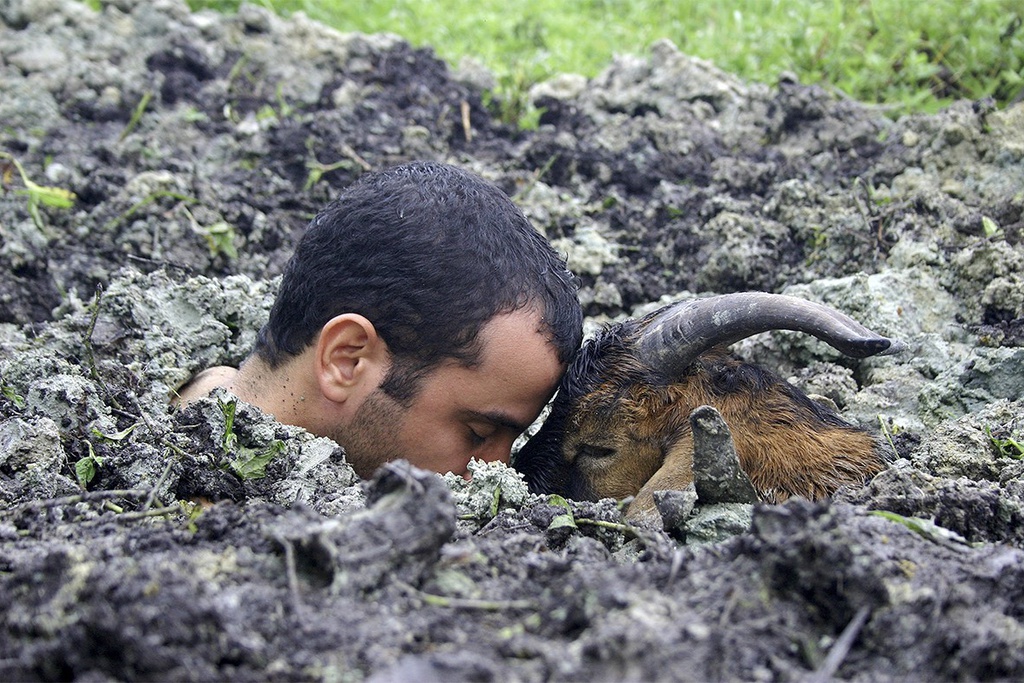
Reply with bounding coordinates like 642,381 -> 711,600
514,292 -> 904,522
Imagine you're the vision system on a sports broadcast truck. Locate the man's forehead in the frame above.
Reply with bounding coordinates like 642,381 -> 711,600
414,314 -> 564,421
477,308 -> 560,354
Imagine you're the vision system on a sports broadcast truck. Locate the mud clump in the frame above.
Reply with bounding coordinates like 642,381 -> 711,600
2,1 -> 1024,680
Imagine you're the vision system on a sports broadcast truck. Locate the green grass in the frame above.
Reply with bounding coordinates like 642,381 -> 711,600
192,1 -> 1022,116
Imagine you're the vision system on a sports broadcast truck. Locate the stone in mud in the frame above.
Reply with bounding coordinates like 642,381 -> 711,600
690,405 -> 759,505
271,462 -> 456,594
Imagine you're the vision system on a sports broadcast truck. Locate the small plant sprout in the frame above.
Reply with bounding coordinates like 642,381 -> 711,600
201,221 -> 239,259
1,379 -> 25,409
182,206 -> 238,259
257,83 -> 296,122
304,157 -> 354,191
216,397 -> 286,480
870,510 -> 973,548
986,425 -> 1024,459
218,397 -> 240,453
75,441 -> 104,489
229,440 -> 286,480
75,423 -> 140,489
91,423 -> 139,443
546,494 -> 577,531
0,152 -> 77,230
483,62 -> 546,131
877,416 -> 900,456
119,90 -> 153,141
302,138 -> 372,191
981,216 -> 1003,240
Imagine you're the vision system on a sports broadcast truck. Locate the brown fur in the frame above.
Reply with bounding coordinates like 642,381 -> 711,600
561,348 -> 885,521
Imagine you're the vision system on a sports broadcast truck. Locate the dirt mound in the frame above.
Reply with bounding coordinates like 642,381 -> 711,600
2,1 -> 1023,680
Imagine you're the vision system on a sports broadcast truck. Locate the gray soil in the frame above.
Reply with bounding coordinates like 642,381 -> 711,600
2,1 -> 1024,681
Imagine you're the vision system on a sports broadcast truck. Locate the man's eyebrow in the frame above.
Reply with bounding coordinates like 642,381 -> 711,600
466,410 -> 530,434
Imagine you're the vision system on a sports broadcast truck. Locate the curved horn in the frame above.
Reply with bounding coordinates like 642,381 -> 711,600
637,292 -> 906,378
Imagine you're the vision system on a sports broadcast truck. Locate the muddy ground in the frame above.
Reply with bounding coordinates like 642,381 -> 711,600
2,1 -> 1024,680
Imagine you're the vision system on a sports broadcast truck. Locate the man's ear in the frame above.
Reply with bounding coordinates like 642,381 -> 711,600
314,314 -> 389,404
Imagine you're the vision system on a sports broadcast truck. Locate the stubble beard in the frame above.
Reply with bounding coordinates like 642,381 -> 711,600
338,388 -> 407,479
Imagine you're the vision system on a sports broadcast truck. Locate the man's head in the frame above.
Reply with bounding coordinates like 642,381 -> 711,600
251,161 -> 583,476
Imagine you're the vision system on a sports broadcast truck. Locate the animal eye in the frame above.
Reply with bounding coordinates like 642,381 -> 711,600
577,444 -> 615,459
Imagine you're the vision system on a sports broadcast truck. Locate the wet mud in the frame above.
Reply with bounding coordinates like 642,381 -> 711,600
2,1 -> 1024,680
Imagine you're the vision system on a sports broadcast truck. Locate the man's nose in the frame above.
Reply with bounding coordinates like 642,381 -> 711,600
462,441 -> 514,479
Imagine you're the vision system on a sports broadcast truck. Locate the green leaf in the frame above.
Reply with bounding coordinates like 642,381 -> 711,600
218,397 -> 238,453
22,181 -> 76,209
870,510 -> 970,546
548,513 -> 577,531
74,440 -> 103,489
120,90 -> 153,141
201,221 -> 238,259
75,457 -> 97,488
986,425 -> 1024,459
489,483 -> 502,518
229,441 -> 285,480
546,494 -> 577,530
1,384 -> 25,408
1,152 -> 77,220
1002,69 -> 1022,86
547,494 -> 572,510
90,423 -> 138,443
981,216 -> 1001,238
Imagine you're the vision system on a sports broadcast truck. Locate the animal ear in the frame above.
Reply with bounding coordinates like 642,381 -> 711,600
625,439 -> 694,528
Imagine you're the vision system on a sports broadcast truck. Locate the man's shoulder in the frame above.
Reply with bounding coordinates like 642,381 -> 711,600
172,366 -> 238,407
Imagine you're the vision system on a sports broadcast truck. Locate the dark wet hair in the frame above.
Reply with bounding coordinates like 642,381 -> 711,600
254,161 -> 583,404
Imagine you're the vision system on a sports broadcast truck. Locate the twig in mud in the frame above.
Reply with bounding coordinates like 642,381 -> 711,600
110,407 -> 145,422
806,605 -> 871,683
82,284 -> 125,412
512,153 -> 558,202
877,416 -> 902,460
119,91 -> 153,141
664,548 -> 686,588
82,285 -> 103,383
2,488 -> 152,518
103,190 -> 197,232
718,587 -> 743,629
124,252 -> 195,273
475,520 -> 536,537
853,176 -> 902,251
46,503 -> 186,530
122,395 -> 161,441
339,143 -> 372,171
162,439 -> 194,459
101,504 -> 183,523
461,99 -> 473,142
576,516 -> 640,537
142,458 -> 176,512
274,534 -> 304,617
394,580 -> 535,611
4,485 -> 181,525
